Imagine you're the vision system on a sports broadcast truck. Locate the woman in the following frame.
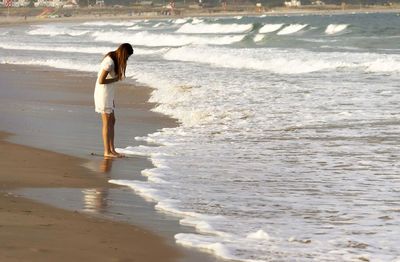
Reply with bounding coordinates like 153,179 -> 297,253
94,43 -> 133,157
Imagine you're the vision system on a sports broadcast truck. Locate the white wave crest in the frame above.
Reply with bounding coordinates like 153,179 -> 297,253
174,18 -> 189,24
259,24 -> 283,33
0,42 -> 166,55
28,25 -> 88,36
191,17 -> 204,24
0,43 -> 108,54
127,25 -> 143,30
163,46 -> 346,74
277,24 -> 308,35
176,23 -> 253,34
253,34 -> 265,42
325,24 -> 349,35
153,22 -> 163,28
82,20 -> 137,27
0,57 -> 97,72
93,31 -> 244,46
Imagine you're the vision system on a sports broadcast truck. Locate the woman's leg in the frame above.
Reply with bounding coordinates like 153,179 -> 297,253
109,112 -> 119,155
101,113 -> 113,157
102,112 -> 122,157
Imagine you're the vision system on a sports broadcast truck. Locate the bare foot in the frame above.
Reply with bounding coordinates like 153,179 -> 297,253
104,152 -> 123,158
111,150 -> 125,158
113,153 -> 125,158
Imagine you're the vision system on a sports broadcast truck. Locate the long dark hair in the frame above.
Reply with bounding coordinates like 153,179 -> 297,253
104,43 -> 133,80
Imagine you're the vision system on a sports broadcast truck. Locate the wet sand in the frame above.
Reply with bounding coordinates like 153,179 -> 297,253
0,64 -> 221,262
0,131 -> 179,262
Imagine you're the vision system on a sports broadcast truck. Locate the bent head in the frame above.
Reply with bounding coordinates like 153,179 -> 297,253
116,43 -> 134,62
113,43 -> 133,80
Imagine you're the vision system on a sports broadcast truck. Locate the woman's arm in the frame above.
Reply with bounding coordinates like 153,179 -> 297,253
98,69 -> 118,85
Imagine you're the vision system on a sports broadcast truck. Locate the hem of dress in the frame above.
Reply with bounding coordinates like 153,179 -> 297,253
95,108 -> 114,114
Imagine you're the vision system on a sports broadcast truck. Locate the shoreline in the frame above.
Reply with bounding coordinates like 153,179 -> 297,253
0,4 -> 399,26
0,64 -> 221,262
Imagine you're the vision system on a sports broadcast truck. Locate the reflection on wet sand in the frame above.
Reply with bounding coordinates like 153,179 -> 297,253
82,157 -> 113,214
100,157 -> 113,173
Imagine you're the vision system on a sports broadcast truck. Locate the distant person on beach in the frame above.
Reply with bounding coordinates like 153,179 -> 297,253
94,43 -> 133,158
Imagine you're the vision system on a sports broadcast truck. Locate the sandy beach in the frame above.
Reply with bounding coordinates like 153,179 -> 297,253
0,4 -> 399,26
0,64 -> 220,262
2,8 -> 399,261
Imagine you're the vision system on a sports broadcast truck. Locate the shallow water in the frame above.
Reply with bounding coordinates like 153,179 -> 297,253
1,12 -> 400,261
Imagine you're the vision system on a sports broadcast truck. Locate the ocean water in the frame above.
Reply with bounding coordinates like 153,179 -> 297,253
1,12 -> 400,261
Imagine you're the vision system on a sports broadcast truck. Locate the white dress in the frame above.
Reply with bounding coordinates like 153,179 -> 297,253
94,56 -> 116,114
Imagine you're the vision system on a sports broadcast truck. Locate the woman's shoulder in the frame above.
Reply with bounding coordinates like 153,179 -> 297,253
103,55 -> 114,64
101,55 -> 115,71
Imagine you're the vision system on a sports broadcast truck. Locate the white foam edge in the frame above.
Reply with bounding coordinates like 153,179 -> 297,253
109,181 -> 233,247
180,216 -> 228,236
175,233 -> 264,262
133,134 -> 176,146
109,179 -> 160,202
115,146 -> 152,156
108,180 -> 202,217
155,199 -> 199,217
175,233 -> 236,260
141,168 -> 169,184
